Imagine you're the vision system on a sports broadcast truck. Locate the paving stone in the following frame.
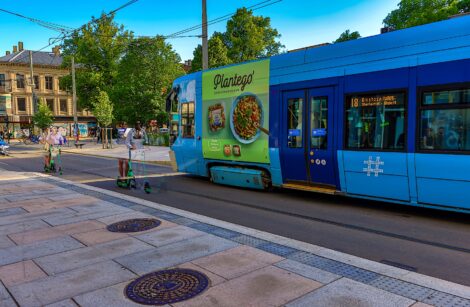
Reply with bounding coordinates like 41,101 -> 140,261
69,202 -> 126,214
43,209 -> 129,226
9,221 -> 105,245
115,234 -> 239,275
0,281 -> 17,307
9,261 -> 136,307
411,303 -> 435,307
0,207 -> 75,227
135,225 -> 206,247
0,235 -> 15,249
35,237 -> 154,275
173,265 -> 321,307
44,299 -> 78,307
72,228 -> 129,246
0,236 -> 84,266
286,278 -> 415,307
47,193 -> 85,201
73,282 -> 150,307
275,259 -> 341,284
0,207 -> 27,217
0,260 -> 47,287
192,245 -> 284,279
178,262 -> 227,286
97,211 -> 155,225
0,220 -> 50,236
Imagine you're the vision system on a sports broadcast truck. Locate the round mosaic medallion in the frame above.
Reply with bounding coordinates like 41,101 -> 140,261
106,218 -> 161,233
125,268 -> 210,305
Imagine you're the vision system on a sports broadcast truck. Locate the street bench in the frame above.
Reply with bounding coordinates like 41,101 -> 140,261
74,143 -> 85,149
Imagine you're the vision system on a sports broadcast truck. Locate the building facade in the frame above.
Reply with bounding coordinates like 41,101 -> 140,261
0,42 -> 96,138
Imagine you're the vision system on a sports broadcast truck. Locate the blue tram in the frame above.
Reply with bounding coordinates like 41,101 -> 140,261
169,15 -> 470,213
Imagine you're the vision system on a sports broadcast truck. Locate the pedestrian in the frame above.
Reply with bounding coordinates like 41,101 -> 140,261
96,126 -> 101,144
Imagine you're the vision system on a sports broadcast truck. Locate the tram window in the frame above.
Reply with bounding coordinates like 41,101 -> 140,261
311,97 -> 327,149
419,87 -> 470,152
181,102 -> 195,138
287,98 -> 303,148
346,93 -> 406,150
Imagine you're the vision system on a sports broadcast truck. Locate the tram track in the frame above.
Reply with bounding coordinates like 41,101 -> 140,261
164,185 -> 470,255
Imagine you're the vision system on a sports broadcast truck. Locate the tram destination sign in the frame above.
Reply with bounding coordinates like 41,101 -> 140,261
350,94 -> 404,108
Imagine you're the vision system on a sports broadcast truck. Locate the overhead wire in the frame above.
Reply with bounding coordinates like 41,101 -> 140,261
9,0 -> 141,64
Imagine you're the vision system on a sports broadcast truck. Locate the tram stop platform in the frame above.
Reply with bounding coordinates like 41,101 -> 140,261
0,169 -> 469,307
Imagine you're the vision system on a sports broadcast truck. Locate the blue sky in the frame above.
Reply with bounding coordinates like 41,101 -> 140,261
0,0 -> 400,61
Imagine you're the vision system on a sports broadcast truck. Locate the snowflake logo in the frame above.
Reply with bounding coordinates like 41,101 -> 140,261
363,156 -> 384,177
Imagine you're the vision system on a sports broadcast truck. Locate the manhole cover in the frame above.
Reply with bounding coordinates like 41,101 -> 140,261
106,218 -> 161,233
125,268 -> 210,305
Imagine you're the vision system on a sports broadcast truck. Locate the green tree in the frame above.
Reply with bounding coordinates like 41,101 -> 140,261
334,30 -> 361,43
190,33 -> 232,72
32,98 -> 54,131
61,13 -> 132,109
112,36 -> 185,125
190,7 -> 284,71
383,0 -> 469,30
225,8 -> 284,62
92,91 -> 114,127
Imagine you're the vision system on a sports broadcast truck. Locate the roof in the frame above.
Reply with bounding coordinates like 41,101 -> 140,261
0,50 -> 63,66
270,14 -> 470,85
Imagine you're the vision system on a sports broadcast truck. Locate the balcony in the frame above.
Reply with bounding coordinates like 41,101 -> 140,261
0,85 -> 10,94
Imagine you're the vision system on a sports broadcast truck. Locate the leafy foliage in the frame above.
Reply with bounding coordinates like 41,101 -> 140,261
334,30 -> 361,43
383,0 -> 470,30
190,33 -> 232,72
191,8 -> 284,71
61,13 -> 132,109
33,98 -> 54,130
112,36 -> 185,125
91,91 -> 114,127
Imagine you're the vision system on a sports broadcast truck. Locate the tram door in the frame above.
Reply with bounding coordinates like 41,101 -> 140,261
282,87 -> 336,187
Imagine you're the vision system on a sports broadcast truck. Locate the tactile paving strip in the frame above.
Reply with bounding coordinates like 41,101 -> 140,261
422,291 -> 470,307
257,242 -> 298,257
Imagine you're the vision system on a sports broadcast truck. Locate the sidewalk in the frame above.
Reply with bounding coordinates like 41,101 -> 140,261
0,170 -> 469,307
6,140 -> 171,165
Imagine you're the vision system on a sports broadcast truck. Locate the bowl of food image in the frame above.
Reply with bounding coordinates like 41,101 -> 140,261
230,93 -> 264,144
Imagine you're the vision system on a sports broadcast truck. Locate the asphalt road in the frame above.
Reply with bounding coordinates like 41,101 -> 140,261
1,152 -> 469,286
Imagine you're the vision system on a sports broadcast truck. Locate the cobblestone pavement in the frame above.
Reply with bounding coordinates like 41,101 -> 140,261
0,170 -> 469,307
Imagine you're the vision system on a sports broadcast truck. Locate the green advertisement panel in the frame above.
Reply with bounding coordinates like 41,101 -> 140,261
202,59 -> 270,163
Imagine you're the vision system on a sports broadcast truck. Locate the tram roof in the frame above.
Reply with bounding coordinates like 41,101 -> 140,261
270,14 -> 470,85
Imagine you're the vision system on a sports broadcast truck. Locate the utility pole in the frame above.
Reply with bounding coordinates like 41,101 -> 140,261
29,51 -> 37,114
202,0 -> 208,70
71,56 -> 78,144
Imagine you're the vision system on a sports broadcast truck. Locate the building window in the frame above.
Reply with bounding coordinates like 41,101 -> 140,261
45,76 -> 53,90
16,74 -> 25,89
419,86 -> 470,152
60,99 -> 68,114
181,102 -> 195,138
287,98 -> 303,148
17,97 -> 26,112
0,74 -> 5,87
346,92 -> 406,150
33,76 -> 40,90
46,99 -> 54,112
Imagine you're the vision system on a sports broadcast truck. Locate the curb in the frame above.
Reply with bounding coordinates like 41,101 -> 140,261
28,171 -> 470,300
61,150 -> 172,166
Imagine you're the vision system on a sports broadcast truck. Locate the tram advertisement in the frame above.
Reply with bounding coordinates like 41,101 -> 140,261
202,59 -> 270,163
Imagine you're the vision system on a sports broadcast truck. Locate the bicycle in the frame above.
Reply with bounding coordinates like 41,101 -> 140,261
21,133 -> 40,145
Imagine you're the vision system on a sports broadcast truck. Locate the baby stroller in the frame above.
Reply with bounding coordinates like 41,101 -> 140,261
44,145 -> 62,175
0,137 -> 9,156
